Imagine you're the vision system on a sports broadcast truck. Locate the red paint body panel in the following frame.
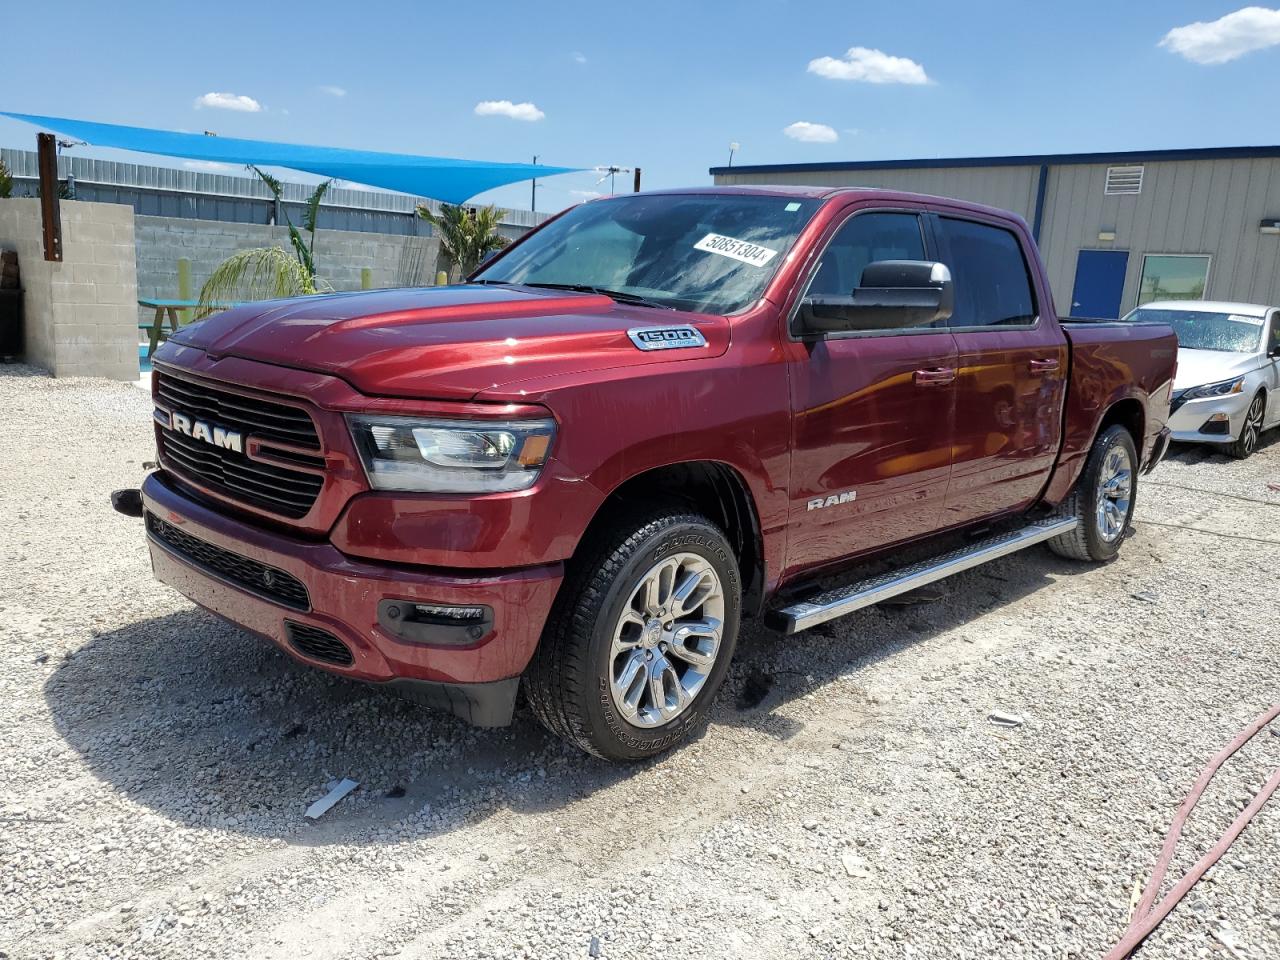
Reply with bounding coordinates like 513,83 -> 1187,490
141,186 -> 1175,702
142,470 -> 561,684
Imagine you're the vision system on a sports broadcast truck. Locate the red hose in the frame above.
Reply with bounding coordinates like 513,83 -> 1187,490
1103,703 -> 1280,960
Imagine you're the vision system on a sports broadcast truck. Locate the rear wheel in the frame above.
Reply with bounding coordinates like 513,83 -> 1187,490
525,508 -> 741,761
1228,392 -> 1266,459
1048,424 -> 1137,562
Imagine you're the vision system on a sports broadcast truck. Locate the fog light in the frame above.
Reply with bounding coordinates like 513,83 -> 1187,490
378,599 -> 494,645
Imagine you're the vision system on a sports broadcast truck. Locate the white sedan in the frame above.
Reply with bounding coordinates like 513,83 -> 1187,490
1122,300 -> 1280,458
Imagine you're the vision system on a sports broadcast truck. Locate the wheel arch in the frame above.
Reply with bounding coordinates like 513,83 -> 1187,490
577,460 -> 767,617
1096,396 -> 1145,451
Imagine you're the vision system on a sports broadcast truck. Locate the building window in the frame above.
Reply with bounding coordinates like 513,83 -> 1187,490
1138,254 -> 1210,305
1105,165 -> 1144,195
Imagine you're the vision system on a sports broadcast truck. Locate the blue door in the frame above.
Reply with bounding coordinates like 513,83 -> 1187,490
1069,250 -> 1129,319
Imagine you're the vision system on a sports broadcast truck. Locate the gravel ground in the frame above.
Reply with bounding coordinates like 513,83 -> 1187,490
2,364 -> 1279,960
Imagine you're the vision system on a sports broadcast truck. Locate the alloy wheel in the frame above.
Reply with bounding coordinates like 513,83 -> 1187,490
1242,396 -> 1264,455
1094,443 -> 1133,543
608,553 -> 726,728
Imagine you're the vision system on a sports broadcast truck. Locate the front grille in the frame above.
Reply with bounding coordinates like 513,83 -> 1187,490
286,621 -> 354,666
155,372 -> 325,519
146,512 -> 310,611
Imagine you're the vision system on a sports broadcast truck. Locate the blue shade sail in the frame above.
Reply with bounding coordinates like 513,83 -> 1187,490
1,111 -> 582,204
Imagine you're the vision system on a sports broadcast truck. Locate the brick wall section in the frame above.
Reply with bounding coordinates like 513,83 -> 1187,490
133,217 -> 445,321
0,199 -> 138,380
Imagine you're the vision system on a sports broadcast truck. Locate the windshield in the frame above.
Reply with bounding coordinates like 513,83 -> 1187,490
473,193 -> 823,314
1123,307 -> 1264,353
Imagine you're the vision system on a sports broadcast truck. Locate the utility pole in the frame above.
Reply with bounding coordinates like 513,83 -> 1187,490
633,168 -> 641,193
531,155 -> 538,214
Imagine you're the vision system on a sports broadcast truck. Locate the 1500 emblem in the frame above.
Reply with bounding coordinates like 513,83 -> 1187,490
807,491 -> 856,511
627,326 -> 709,351
161,410 -> 244,454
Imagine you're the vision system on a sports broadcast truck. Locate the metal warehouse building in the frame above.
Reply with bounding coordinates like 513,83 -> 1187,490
710,147 -> 1280,319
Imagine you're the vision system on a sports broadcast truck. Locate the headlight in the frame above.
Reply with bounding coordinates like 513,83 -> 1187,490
1183,377 -> 1245,401
347,414 -> 556,493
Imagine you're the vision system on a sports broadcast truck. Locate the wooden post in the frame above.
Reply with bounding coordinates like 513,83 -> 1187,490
37,133 -> 62,262
633,168 -> 642,193
177,258 -> 192,325
360,267 -> 373,290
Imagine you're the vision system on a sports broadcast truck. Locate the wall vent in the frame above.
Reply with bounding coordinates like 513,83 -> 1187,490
1105,165 -> 1144,195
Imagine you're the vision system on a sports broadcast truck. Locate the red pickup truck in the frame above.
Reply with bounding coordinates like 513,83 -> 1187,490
126,187 -> 1175,760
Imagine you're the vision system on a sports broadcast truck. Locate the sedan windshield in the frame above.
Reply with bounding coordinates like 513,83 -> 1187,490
472,193 -> 823,314
1123,308 -> 1264,353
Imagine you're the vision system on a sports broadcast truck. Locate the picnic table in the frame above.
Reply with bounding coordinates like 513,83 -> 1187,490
138,298 -> 243,357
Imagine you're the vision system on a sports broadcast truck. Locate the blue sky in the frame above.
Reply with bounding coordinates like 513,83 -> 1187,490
4,1 -> 1280,213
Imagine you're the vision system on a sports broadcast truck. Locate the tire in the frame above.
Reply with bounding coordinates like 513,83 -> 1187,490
525,508 -> 742,761
1228,392 -> 1266,459
1047,424 -> 1138,562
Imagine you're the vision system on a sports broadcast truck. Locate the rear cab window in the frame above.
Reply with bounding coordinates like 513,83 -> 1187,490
936,217 -> 1038,329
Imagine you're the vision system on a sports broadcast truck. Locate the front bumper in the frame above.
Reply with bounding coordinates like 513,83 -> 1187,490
141,471 -> 563,726
1167,389 -> 1252,444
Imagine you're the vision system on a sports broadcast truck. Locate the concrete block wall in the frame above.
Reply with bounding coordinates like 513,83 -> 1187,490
134,217 -> 444,321
0,199 -> 139,380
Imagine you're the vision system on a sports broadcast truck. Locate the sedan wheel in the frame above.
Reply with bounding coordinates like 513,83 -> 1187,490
1229,394 -> 1266,459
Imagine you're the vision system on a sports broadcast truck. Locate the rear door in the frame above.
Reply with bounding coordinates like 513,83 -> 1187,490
932,213 -> 1068,527
783,205 -> 958,578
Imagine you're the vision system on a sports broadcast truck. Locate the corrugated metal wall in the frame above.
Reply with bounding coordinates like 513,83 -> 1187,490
714,166 -> 1043,224
1038,158 -> 1280,313
715,157 -> 1280,314
0,147 -> 549,238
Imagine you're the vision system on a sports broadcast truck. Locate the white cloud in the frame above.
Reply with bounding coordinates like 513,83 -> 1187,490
807,46 -> 930,84
571,51 -> 587,64
569,188 -> 602,198
1159,6 -> 1280,64
319,84 -> 347,97
783,121 -> 839,143
182,160 -> 232,172
193,92 -> 263,112
474,99 -> 546,122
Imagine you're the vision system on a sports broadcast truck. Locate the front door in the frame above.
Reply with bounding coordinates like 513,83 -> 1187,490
1070,250 -> 1129,319
784,208 -> 957,579
933,214 -> 1068,526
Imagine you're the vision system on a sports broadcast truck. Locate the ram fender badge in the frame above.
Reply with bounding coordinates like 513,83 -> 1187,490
807,491 -> 857,511
627,325 -> 709,352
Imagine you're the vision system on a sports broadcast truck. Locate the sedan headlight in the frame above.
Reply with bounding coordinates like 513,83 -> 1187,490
1183,377 -> 1245,401
347,414 -> 556,493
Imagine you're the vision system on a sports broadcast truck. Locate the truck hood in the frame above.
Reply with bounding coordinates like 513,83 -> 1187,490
1173,348 -> 1261,390
168,285 -> 729,400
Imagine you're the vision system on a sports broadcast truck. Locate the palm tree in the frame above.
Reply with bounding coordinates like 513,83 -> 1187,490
416,202 -> 509,281
197,167 -> 333,317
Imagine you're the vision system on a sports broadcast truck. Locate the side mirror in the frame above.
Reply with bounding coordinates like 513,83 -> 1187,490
799,260 -> 954,334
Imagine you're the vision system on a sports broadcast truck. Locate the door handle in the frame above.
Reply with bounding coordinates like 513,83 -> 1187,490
1029,358 -> 1061,375
914,366 -> 956,386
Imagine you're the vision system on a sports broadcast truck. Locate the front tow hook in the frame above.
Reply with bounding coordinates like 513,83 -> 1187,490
111,488 -> 144,518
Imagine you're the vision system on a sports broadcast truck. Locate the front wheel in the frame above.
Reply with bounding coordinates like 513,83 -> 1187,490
1047,424 -> 1138,562
525,509 -> 742,761
1228,392 -> 1266,459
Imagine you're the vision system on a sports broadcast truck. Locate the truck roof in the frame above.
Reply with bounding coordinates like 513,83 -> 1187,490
622,184 -> 1026,225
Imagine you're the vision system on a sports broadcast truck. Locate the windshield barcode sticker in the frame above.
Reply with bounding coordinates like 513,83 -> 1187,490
1227,314 -> 1265,325
694,233 -> 779,268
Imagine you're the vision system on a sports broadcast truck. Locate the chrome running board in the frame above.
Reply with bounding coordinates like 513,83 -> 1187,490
772,516 -> 1078,635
